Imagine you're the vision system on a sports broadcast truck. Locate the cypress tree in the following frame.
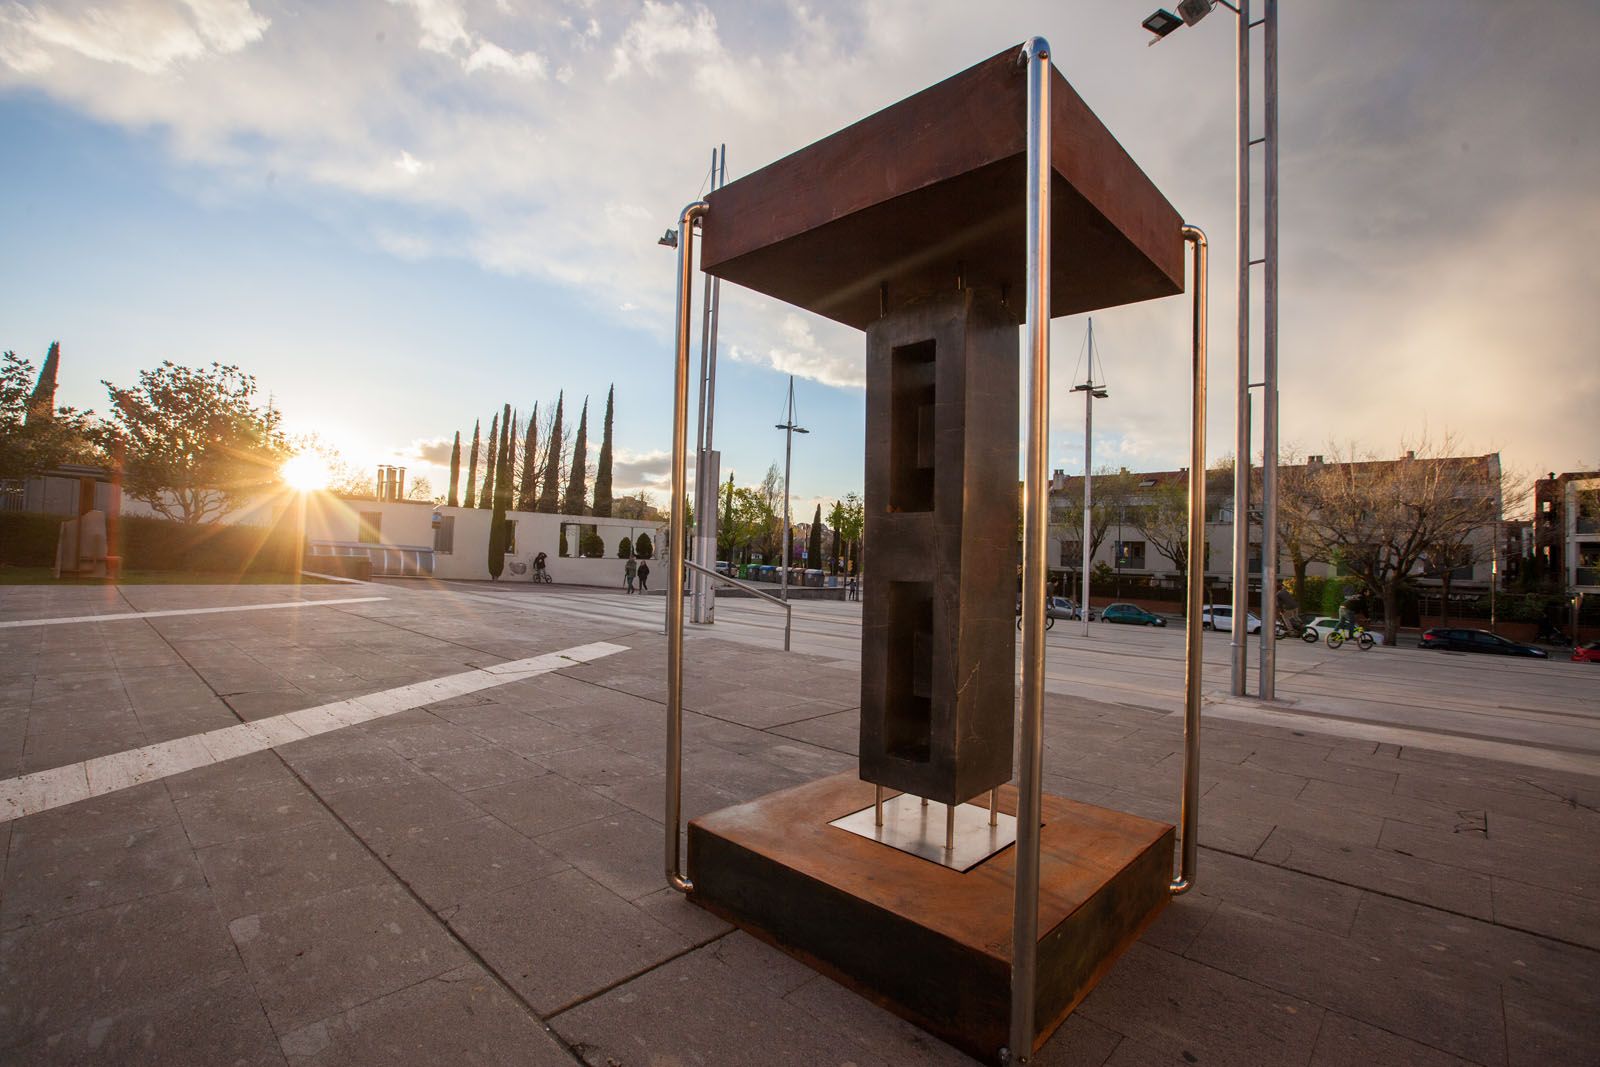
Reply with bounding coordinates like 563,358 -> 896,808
807,504 -> 823,568
517,402 -> 539,512
488,403 -> 512,578
465,420 -> 481,509
563,398 -> 589,515
537,392 -> 564,513
478,411 -> 498,509
592,385 -> 615,517
829,506 -> 841,574
446,431 -> 462,507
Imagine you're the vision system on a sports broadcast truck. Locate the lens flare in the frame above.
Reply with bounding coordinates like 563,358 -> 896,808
281,453 -> 332,492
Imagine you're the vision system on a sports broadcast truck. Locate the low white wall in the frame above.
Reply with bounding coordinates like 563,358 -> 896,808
301,494 -> 666,585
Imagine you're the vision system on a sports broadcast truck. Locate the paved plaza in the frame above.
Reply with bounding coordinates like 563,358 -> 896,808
1,580 -> 1597,1066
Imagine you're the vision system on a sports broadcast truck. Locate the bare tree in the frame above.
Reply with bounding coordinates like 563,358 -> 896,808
1052,467 -> 1141,577
1269,449 -> 1330,612
1294,436 -> 1503,646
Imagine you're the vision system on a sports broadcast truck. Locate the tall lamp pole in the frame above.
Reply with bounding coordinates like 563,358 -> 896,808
775,376 -> 808,607
1071,319 -> 1109,638
1143,0 -> 1279,698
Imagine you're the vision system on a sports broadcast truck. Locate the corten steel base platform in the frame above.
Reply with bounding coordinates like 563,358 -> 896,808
687,773 -> 1175,1063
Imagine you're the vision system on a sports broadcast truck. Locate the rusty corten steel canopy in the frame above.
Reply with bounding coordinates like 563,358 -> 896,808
699,45 -> 1185,330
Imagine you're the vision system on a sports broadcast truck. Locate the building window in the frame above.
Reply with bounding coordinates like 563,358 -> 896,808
1116,540 -> 1145,569
357,512 -> 382,544
433,515 -> 454,555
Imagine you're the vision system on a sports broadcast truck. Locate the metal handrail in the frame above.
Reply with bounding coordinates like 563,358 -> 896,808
1171,224 -> 1208,896
683,558 -> 793,652
665,199 -> 709,896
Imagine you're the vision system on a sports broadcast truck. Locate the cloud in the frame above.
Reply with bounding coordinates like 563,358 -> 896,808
407,435 -> 456,465
0,0 -> 268,74
611,448 -> 672,492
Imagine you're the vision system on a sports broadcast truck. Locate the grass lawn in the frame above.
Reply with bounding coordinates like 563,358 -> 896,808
0,567 -> 339,586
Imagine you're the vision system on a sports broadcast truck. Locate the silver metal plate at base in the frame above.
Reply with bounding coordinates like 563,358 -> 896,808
829,793 -> 1019,872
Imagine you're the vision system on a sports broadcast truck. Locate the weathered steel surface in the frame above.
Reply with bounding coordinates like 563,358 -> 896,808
859,288 -> 1018,804
699,46 -> 1185,330
687,772 -> 1175,1061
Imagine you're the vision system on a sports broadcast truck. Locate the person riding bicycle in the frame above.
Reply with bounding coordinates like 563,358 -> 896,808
1275,584 -> 1302,633
1336,599 -> 1356,638
533,551 -> 548,578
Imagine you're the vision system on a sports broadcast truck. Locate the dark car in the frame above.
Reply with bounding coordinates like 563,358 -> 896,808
1572,641 -> 1600,664
1419,628 -> 1549,658
1101,603 -> 1168,627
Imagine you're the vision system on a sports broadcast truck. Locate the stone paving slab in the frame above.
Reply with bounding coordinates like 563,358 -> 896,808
0,582 -> 1595,1066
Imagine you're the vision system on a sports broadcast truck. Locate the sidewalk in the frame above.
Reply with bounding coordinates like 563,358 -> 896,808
1,582 -> 1595,1065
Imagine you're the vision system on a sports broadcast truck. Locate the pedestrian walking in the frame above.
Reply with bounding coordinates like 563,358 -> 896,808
637,559 -> 650,592
624,556 -> 638,594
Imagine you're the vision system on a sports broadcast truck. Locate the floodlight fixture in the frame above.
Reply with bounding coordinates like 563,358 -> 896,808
1177,0 -> 1216,26
658,228 -> 679,248
1141,8 -> 1183,38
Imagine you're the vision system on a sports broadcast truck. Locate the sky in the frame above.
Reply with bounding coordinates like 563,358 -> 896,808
2,0 -> 1597,520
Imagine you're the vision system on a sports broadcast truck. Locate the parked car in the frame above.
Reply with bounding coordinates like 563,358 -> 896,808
1100,603 -> 1168,627
1569,641 -> 1600,664
1419,628 -> 1549,657
1302,615 -> 1387,646
1048,596 -> 1095,621
1201,604 -> 1261,633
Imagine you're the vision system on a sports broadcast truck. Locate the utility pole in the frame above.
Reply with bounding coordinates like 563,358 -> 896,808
1071,319 -> 1109,638
775,376 -> 808,608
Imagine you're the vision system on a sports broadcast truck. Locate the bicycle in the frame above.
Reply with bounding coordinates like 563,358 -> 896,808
532,566 -> 552,584
1326,624 -> 1375,651
1016,612 -> 1055,631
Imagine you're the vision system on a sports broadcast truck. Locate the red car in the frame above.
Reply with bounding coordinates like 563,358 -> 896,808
1573,641 -> 1600,664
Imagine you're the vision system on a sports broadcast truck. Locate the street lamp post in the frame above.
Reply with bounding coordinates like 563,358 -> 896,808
1143,0 -> 1280,699
775,376 -> 808,610
1071,319 -> 1109,638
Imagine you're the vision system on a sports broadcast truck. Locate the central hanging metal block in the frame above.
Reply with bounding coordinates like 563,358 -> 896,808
859,288 -> 1019,805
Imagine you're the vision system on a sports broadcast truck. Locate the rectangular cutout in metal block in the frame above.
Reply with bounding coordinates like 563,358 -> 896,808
890,340 -> 936,513
885,580 -> 933,762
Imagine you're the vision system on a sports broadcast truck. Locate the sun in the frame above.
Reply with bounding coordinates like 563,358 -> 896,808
281,452 -> 333,492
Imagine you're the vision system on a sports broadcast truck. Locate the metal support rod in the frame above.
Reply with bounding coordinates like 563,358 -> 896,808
1258,0 -> 1280,700
1009,35 -> 1051,1067
875,785 -> 884,827
1230,0 -> 1252,697
1173,225 -> 1209,895
692,145 -> 727,627
665,199 -> 709,895
989,787 -> 999,827
945,800 -> 956,852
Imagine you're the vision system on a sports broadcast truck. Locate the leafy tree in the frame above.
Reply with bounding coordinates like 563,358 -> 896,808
0,347 -> 101,477
807,504 -> 823,567
1052,468 -> 1142,573
635,531 -> 654,559
616,535 -> 633,558
446,431 -> 462,507
478,411 -> 498,509
517,402 -> 538,512
593,385 -> 615,517
834,491 -> 865,572
101,361 -> 289,524
826,500 -> 844,574
465,420 -> 481,509
580,528 -> 605,557
487,404 -> 512,578
537,392 -> 564,512
563,397 -> 589,515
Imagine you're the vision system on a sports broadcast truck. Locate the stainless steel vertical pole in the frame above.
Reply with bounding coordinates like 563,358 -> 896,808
1009,35 -> 1051,1067
692,146 -> 727,626
1172,224 -> 1208,895
665,200 -> 708,895
1258,0 -> 1280,699
1230,0 -> 1252,697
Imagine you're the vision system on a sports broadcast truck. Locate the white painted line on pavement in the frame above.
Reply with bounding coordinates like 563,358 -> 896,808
0,639 -> 629,822
0,595 -> 390,629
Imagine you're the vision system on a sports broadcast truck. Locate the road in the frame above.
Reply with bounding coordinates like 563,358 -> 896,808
413,581 -> 1600,776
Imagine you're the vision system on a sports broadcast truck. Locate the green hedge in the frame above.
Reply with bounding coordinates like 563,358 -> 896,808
0,511 -> 299,575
